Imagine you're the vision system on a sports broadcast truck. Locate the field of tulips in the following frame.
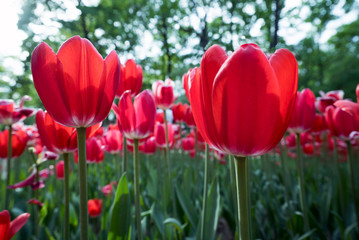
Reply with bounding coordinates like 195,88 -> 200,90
1,36 -> 359,240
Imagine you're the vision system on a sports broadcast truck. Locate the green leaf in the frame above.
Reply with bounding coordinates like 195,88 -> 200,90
297,229 -> 316,240
197,178 -> 221,240
150,203 -> 165,238
39,205 -> 48,225
344,223 -> 358,240
175,186 -> 198,227
163,218 -> 185,237
107,173 -> 131,240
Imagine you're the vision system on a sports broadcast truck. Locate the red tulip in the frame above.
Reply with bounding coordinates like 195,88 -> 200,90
182,136 -> 195,152
356,84 -> 359,103
116,59 -> 143,98
185,43 -> 298,156
31,36 -> 120,128
56,160 -> 65,179
85,137 -> 104,164
319,90 -> 344,101
325,100 -> 359,140
172,103 -> 186,123
154,122 -> 174,148
155,111 -> 164,124
0,129 -> 28,159
310,113 -> 328,134
101,182 -> 117,197
112,90 -> 156,140
152,79 -> 175,110
184,106 -> 196,128
285,133 -> 296,149
139,136 -> 157,155
36,110 -> 101,154
87,199 -> 102,218
289,89 -> 316,133
0,96 -> 34,126
0,210 -> 30,240
103,129 -> 123,154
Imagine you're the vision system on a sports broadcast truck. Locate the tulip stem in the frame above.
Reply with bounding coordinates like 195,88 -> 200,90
346,140 -> 359,223
77,127 -> 88,240
295,133 -> 310,233
234,156 -> 250,240
133,139 -> 142,240
123,136 -> 127,173
200,144 -> 210,240
64,152 -> 70,240
229,155 -> 239,235
163,111 -> 176,216
4,124 -> 12,209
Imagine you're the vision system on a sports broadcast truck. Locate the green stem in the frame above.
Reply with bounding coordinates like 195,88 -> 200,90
123,136 -> 127,173
163,111 -> 176,216
234,156 -> 250,240
346,140 -> 359,223
200,144 -> 210,240
64,153 -> 70,240
295,133 -> 310,232
77,127 -> 88,240
4,124 -> 12,209
133,139 -> 142,240
229,155 -> 239,235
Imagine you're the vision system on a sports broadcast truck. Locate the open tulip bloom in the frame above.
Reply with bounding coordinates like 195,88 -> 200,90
184,43 -> 298,239
0,210 -> 30,240
31,36 -> 120,240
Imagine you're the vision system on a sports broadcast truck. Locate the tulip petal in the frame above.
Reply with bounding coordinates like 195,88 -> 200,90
8,213 -> 30,240
31,42 -> 72,126
134,90 -> 156,139
0,210 -> 10,240
57,36 -> 106,127
269,48 -> 298,147
212,43 -> 281,156
93,51 -> 120,125
118,91 -> 136,139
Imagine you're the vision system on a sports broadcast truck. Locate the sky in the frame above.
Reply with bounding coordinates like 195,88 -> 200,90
0,0 -> 358,78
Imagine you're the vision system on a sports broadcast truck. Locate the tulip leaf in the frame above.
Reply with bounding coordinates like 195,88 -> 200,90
197,178 -> 221,240
175,186 -> 198,228
163,218 -> 185,237
107,173 -> 131,240
150,203 -> 165,238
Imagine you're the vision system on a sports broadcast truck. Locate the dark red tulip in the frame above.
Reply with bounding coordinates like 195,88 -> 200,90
116,59 -> 143,98
103,129 -> 123,154
289,89 -> 316,133
0,129 -> 28,159
31,36 -> 120,128
185,44 -> 298,156
113,90 -> 156,140
154,122 -> 174,148
325,100 -> 359,140
152,79 -> 175,110
0,210 -> 30,240
285,133 -> 296,149
27,199 -> 44,207
88,199 -> 102,218
0,96 -> 34,126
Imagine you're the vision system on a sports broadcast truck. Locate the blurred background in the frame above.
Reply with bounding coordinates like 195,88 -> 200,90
0,0 -> 358,106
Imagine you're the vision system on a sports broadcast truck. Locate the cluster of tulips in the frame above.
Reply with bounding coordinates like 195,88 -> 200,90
0,36 -> 358,239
